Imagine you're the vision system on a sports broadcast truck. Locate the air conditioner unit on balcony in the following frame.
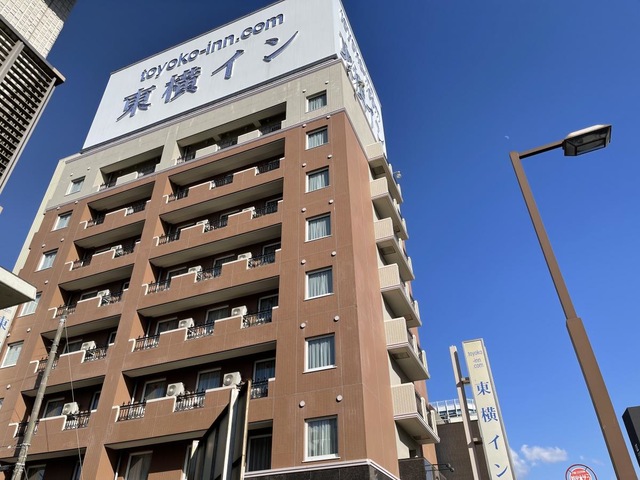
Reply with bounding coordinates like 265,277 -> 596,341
167,382 -> 185,397
62,402 -> 79,416
223,372 -> 241,387
188,266 -> 202,274
178,318 -> 194,329
97,289 -> 110,297
81,341 -> 96,351
197,220 -> 209,227
237,252 -> 252,260
231,306 -> 247,317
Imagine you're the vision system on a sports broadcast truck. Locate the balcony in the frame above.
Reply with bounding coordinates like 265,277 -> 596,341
371,177 -> 408,240
52,292 -> 125,330
366,142 -> 403,204
385,318 -> 429,381
375,218 -> 414,281
75,203 -> 147,248
391,384 -> 439,444
379,264 -> 421,327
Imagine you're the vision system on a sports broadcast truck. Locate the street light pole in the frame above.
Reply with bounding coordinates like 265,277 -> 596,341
510,126 -> 637,479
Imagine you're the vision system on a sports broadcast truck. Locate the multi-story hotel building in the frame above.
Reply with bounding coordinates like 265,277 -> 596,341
0,1 -> 439,478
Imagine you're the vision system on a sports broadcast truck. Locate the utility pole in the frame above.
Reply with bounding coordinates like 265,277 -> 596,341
12,316 -> 66,480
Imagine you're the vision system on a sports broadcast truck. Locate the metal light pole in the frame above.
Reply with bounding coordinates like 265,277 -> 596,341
510,125 -> 637,479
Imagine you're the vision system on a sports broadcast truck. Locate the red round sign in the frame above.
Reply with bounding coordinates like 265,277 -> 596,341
565,464 -> 597,480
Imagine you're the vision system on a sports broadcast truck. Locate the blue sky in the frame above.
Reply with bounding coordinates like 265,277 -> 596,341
1,1 -> 639,478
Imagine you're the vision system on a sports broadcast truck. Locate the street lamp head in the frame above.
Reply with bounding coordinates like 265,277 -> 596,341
562,124 -> 611,157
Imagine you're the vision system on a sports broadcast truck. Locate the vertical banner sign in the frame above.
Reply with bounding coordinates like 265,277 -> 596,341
463,339 -> 516,480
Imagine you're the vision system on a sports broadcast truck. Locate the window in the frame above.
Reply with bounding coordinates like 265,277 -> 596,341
258,295 -> 278,313
108,331 -> 117,345
63,340 -> 84,354
205,306 -> 229,333
307,91 -> 327,112
54,212 -> 72,230
72,461 -> 83,480
126,452 -> 152,480
26,465 -> 45,480
307,214 -> 331,241
197,370 -> 221,392
2,341 -> 23,367
20,292 -> 41,316
38,250 -> 57,270
254,359 -> 275,382
306,168 -> 329,192
155,318 -> 179,334
79,290 -> 98,301
306,128 -> 328,149
306,268 -> 333,299
67,177 -> 85,195
247,434 -> 272,471
0,398 -> 3,410
306,335 -> 335,371
90,391 -> 101,410
43,398 -> 65,417
142,379 -> 166,400
306,417 -> 338,460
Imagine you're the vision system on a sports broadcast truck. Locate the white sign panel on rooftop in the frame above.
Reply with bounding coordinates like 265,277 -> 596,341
83,0 -> 384,150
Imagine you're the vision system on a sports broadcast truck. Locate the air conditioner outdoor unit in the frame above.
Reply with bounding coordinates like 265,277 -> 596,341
188,266 -> 202,273
196,220 -> 209,226
167,382 -> 185,397
223,372 -> 241,387
62,402 -> 79,416
81,341 -> 96,351
97,289 -> 110,297
178,318 -> 194,329
237,252 -> 252,260
231,306 -> 247,317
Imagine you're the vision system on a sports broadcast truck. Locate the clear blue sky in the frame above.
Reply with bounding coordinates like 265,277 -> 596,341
1,1 -> 639,478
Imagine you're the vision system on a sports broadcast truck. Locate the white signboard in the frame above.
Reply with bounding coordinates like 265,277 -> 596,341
463,339 -> 516,480
83,0 -> 384,150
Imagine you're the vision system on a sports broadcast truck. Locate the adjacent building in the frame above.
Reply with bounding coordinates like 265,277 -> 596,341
0,1 -> 438,478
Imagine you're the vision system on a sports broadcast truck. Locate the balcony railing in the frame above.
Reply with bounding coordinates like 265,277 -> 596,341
218,138 -> 237,150
211,174 -> 234,188
71,258 -> 90,270
242,310 -> 272,328
147,280 -> 171,294
252,203 -> 278,218
259,123 -> 282,135
158,231 -> 180,245
86,214 -> 105,227
56,304 -> 77,317
186,323 -> 214,340
137,165 -> 156,177
196,266 -> 222,282
15,421 -> 38,437
99,179 -> 117,190
117,400 -> 146,421
175,391 -> 206,412
175,151 -> 196,164
256,158 -> 281,174
36,357 -> 58,373
64,411 -> 90,430
248,252 -> 276,268
84,346 -> 108,362
100,291 -> 123,306
114,244 -> 135,257
204,218 -> 228,232
133,335 -> 160,351
126,201 -> 147,215
250,379 -> 269,399
168,188 -> 189,202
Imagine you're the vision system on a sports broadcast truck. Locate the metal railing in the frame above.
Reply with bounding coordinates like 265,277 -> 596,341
186,323 -> 214,340
64,412 -> 90,430
259,123 -> 281,135
71,258 -> 90,270
252,203 -> 278,218
242,310 -> 273,328
196,266 -> 222,282
36,357 -> 58,373
251,379 -> 270,399
175,151 -> 196,164
86,214 -> 105,227
100,291 -> 123,306
211,174 -> 233,188
175,392 -> 206,411
15,421 -> 37,437
168,188 -> 189,202
56,304 -> 77,317
99,179 -> 117,190
218,138 -> 237,150
158,231 -> 180,245
117,401 -> 146,421
146,279 -> 171,294
256,158 -> 280,174
204,218 -> 228,232
248,253 -> 276,268
114,244 -> 135,257
137,165 -> 156,177
133,335 -> 160,351
83,346 -> 108,362
126,201 -> 147,215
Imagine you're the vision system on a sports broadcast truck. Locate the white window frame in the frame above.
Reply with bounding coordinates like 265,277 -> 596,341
2,341 -> 23,367
63,339 -> 84,354
213,254 -> 236,270
206,306 -> 229,323
20,292 -> 41,316
305,334 -> 336,372
38,250 -> 57,271
66,177 -> 85,195
155,317 -> 179,335
306,214 -> 331,241
306,268 -> 334,299
246,433 -> 273,471
196,369 -> 222,392
253,357 -> 276,381
305,416 -> 338,461
108,331 -> 117,345
261,242 -> 281,257
125,451 -> 153,480
306,91 -> 327,112
54,212 -> 72,230
258,294 -> 278,313
306,127 -> 329,149
306,167 -> 329,192
90,391 -> 101,411
141,378 -> 167,401
79,290 -> 98,301
43,397 -> 65,418
122,281 -> 130,291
